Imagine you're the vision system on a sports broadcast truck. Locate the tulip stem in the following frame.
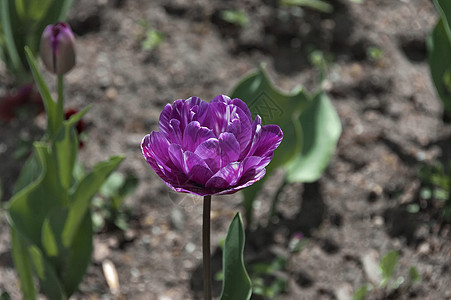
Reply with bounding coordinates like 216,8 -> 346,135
202,195 -> 212,300
57,75 -> 64,124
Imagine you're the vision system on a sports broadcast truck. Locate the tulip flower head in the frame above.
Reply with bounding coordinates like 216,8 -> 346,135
40,22 -> 76,75
141,95 -> 283,196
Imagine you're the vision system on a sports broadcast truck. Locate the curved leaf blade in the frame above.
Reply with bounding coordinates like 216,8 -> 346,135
220,213 -> 252,300
286,92 -> 341,182
63,155 -> 124,247
10,228 -> 37,300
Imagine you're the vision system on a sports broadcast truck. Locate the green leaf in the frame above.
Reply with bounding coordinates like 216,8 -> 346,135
41,208 -> 70,258
10,228 -> 37,300
62,213 -> 93,297
352,284 -> 370,300
28,244 -> 66,300
8,143 -> 65,247
379,250 -> 399,287
428,19 -> 451,115
63,156 -> 124,247
15,0 -> 53,22
141,29 -> 165,51
12,152 -> 41,194
434,0 -> 451,40
100,172 -> 125,198
285,92 -> 341,182
25,46 -> 62,137
220,213 -> 252,300
220,10 -> 249,27
51,107 -> 89,192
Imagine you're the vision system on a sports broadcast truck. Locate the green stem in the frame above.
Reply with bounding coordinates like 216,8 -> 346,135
203,195 -> 212,300
57,75 -> 64,125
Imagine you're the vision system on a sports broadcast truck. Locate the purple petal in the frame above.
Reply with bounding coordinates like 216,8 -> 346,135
232,106 -> 252,156
184,151 -> 213,184
211,94 -> 231,104
203,101 -> 229,136
168,144 -> 185,172
141,132 -> 171,169
250,124 -> 283,158
194,138 -> 221,173
205,162 -> 241,189
166,119 -> 182,144
231,98 -> 252,123
218,132 -> 240,167
241,115 -> 262,158
238,156 -> 270,185
158,104 -> 173,136
192,100 -> 210,124
182,121 -> 215,152
233,168 -> 266,192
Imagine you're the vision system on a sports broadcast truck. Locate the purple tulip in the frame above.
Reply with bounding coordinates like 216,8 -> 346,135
40,22 -> 76,75
141,95 -> 283,196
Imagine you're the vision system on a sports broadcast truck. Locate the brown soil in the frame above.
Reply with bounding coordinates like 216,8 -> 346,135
1,0 -> 450,299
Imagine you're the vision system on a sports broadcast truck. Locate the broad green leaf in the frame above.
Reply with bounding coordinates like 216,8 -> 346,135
428,19 -> 451,114
62,213 -> 93,297
12,152 -> 41,194
379,250 -> 399,287
285,92 -> 341,182
28,245 -> 66,300
8,143 -> 65,247
10,228 -> 37,300
63,156 -> 124,247
25,46 -> 62,137
220,213 -> 252,300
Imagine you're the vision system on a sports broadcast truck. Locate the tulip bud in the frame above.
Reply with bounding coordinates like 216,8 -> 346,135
40,22 -> 76,75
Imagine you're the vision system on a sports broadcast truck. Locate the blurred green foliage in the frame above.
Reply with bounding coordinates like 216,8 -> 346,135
91,171 -> 138,232
354,250 -> 421,300
419,162 -> 451,221
220,10 -> 249,27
